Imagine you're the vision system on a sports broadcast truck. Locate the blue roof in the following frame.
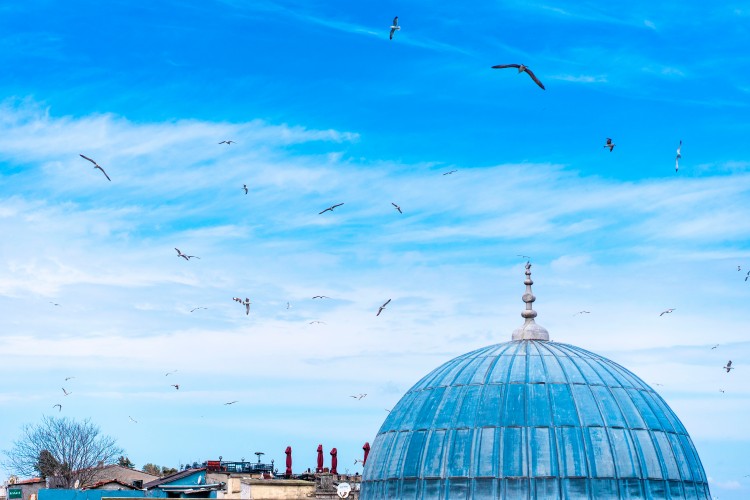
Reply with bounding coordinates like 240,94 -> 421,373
361,340 -> 710,499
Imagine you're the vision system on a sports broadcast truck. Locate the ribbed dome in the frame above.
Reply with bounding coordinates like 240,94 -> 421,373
361,340 -> 710,499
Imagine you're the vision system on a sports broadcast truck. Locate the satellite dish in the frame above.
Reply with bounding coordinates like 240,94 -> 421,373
336,482 -> 351,499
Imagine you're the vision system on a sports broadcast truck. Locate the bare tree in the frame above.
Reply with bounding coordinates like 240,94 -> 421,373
3,416 -> 123,488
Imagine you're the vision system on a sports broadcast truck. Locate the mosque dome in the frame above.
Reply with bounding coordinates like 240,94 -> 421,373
360,264 -> 710,499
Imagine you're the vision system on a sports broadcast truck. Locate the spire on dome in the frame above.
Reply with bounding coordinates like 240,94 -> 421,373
512,261 -> 549,341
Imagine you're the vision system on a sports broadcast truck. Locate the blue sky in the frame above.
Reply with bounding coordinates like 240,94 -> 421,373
1,0 -> 749,495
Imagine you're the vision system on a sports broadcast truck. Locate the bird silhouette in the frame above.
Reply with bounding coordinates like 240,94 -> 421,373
62,388 -> 71,396
243,184 -> 248,194
129,416 -> 138,423
233,297 -> 251,315
319,203 -> 344,214
492,64 -> 545,90
224,400 -> 238,405
377,299 -> 391,316
218,140 -> 235,145
711,344 -> 719,350
171,384 -> 180,390
175,248 -> 200,260
659,309 -> 675,316
442,170 -> 457,175
80,154 -> 112,181
53,404 -> 62,412
604,138 -> 615,152
190,307 -> 207,313
724,360 -> 734,373
675,140 -> 682,172
389,16 -> 400,40
391,202 -> 402,214
312,295 -> 330,299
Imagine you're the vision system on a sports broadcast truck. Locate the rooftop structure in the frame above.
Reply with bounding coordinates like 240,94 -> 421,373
360,264 -> 710,499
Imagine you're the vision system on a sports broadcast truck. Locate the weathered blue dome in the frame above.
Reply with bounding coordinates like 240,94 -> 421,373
361,340 -> 710,499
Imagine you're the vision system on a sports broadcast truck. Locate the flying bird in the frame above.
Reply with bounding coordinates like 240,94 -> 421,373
745,270 -> 750,281
349,393 -> 367,400
224,400 -> 238,405
309,321 -> 326,325
129,416 -> 138,423
377,299 -> 391,316
719,389 -> 725,393
491,64 -> 545,90
442,170 -> 457,175
724,360 -> 734,373
175,248 -> 200,260
64,376 -> 75,381
53,404 -> 62,412
243,184 -> 248,194
659,309 -> 675,316
218,140 -> 235,145
319,203 -> 344,214
312,295 -> 330,299
190,307 -> 207,313
171,384 -> 180,390
62,388 -> 71,396
391,202 -> 402,214
575,311 -> 591,315
354,459 -> 364,465
711,344 -> 719,350
286,302 -> 291,309
738,266 -> 741,271
604,138 -> 615,152
165,370 -> 178,376
389,16 -> 400,40
675,140 -> 682,172
80,154 -> 112,181
517,255 -> 531,259
233,297 -> 251,315
49,301 -> 60,306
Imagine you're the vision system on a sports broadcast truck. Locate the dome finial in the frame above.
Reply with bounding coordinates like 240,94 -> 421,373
512,261 -> 549,341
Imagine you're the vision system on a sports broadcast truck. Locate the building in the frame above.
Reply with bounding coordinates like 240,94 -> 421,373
5,478 -> 45,500
360,264 -> 711,499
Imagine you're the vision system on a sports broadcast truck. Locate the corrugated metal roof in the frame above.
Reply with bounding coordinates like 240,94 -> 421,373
361,340 -> 711,499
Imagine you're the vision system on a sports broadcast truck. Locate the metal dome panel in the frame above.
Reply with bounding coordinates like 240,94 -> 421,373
361,340 -> 710,499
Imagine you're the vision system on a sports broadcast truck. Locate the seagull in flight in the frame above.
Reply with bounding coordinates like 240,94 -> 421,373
745,270 -> 750,282
224,400 -> 238,405
165,370 -> 178,376
377,299 -> 391,316
517,255 -> 531,259
719,389 -> 725,393
53,404 -> 62,412
80,154 -> 112,181
309,321 -> 326,325
442,170 -> 457,175
175,248 -> 200,260
62,388 -> 71,396
711,344 -> 719,350
349,393 -> 367,400
659,308 -> 675,316
604,138 -> 615,152
724,360 -> 734,372
49,301 -> 60,306
354,459 -> 364,465
389,16 -> 400,40
218,140 -> 235,145
190,307 -> 207,313
391,202 -> 402,214
243,184 -> 248,194
575,311 -> 591,315
233,297 -> 251,315
312,295 -> 330,299
675,140 -> 682,172
319,203 -> 344,214
129,416 -> 138,423
171,384 -> 180,390
491,64 -> 545,90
